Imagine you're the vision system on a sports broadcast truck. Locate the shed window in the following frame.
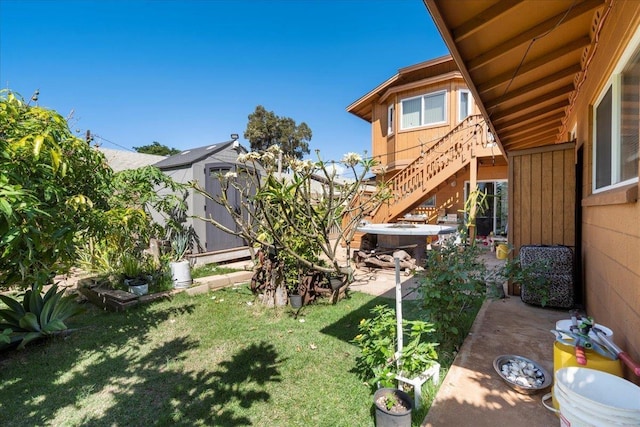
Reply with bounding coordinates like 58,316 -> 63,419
400,91 -> 446,130
593,35 -> 640,192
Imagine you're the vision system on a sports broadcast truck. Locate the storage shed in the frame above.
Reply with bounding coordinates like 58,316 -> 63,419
153,140 -> 254,259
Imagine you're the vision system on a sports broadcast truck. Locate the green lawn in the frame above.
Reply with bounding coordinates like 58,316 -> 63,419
0,285 -> 450,427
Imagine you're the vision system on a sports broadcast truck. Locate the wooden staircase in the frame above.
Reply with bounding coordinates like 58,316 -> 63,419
346,115 -> 492,240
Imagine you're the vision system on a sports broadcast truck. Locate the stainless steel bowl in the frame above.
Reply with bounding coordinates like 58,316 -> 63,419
493,354 -> 552,395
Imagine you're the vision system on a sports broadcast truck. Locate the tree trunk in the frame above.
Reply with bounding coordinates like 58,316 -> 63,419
261,259 -> 287,307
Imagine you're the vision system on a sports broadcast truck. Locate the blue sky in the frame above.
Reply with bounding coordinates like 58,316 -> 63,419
1,0 -> 448,166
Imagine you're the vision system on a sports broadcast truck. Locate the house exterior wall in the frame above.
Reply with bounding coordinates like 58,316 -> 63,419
412,163 -> 508,223
566,1 -> 640,382
372,78 -> 480,172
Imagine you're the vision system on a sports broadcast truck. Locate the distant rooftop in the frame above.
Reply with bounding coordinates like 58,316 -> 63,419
97,147 -> 167,172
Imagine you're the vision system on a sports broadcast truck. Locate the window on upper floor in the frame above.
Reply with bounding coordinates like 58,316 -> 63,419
593,31 -> 640,193
387,104 -> 395,136
458,90 -> 472,122
400,90 -> 446,130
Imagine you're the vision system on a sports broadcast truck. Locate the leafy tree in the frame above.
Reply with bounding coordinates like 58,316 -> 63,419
0,90 -> 113,290
244,105 -> 312,160
133,141 -> 180,156
77,165 -> 190,275
192,146 -> 390,306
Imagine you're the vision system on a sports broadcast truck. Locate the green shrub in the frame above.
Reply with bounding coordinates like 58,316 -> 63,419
352,305 -> 438,389
417,240 -> 487,348
0,284 -> 84,350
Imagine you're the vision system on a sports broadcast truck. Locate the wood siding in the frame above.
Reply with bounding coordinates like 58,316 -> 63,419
508,143 -> 576,255
566,1 -> 640,383
411,163 -> 508,223
371,79 -> 480,172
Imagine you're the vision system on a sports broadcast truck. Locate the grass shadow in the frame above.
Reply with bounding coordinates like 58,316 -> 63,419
0,295 -> 283,427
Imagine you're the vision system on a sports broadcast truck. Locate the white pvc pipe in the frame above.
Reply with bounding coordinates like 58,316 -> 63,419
395,257 -> 403,372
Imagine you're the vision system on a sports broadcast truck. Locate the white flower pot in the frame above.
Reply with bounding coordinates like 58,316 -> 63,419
170,260 -> 192,289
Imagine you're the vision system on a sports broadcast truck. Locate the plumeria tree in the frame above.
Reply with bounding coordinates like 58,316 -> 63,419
192,145 -> 390,299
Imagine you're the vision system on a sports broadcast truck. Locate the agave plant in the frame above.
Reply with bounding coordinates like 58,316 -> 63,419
0,284 -> 84,350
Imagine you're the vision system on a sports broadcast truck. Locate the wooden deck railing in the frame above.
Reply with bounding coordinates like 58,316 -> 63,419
355,115 -> 491,226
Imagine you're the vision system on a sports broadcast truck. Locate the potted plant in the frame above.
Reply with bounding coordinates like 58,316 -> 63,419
169,232 -> 192,289
373,387 -> 413,427
120,254 -> 151,296
353,305 -> 439,412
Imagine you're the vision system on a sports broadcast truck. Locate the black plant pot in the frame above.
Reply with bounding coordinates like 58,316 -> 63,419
329,276 -> 344,290
289,294 -> 303,309
373,388 -> 412,427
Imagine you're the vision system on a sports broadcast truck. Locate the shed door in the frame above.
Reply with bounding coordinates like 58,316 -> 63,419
204,166 -> 246,252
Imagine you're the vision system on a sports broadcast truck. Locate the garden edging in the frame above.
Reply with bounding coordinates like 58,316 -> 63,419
186,270 -> 254,295
78,270 -> 254,311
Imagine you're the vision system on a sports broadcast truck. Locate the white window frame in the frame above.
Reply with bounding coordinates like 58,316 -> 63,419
400,90 -> 447,130
458,89 -> 472,122
592,27 -> 640,194
387,104 -> 395,136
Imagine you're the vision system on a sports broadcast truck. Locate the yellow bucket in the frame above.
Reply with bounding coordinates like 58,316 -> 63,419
496,244 -> 509,260
551,341 -> 623,409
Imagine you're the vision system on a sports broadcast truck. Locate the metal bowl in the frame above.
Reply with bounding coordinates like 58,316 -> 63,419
493,354 -> 552,395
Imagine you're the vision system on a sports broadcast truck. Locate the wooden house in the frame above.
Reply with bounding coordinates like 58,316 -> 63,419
347,56 -> 508,238
425,0 -> 639,383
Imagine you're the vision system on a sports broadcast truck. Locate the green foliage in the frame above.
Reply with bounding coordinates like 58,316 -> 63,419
244,105 -> 311,159
164,192 -> 199,261
0,328 -> 12,344
255,174 -> 322,290
383,391 -> 399,410
417,240 -> 487,347
500,255 -> 551,306
133,141 -> 181,156
120,253 -> 146,279
77,166 -> 190,274
0,284 -> 84,349
352,305 -> 438,389
459,186 -> 489,243
170,232 -> 190,262
0,90 -> 113,289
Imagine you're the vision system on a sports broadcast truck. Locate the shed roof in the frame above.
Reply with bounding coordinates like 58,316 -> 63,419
153,140 -> 247,169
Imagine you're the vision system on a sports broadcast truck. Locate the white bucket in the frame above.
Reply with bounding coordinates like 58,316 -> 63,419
555,367 -> 640,426
170,260 -> 192,289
